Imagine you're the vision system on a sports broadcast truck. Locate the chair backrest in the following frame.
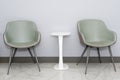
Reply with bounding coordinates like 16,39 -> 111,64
77,19 -> 109,42
5,20 -> 38,43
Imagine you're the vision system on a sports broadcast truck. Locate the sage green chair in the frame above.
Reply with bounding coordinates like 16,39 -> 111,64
77,19 -> 117,74
4,20 -> 41,74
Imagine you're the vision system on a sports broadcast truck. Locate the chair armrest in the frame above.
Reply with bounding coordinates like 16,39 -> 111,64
3,32 -> 12,47
35,31 -> 41,43
108,30 -> 117,43
3,33 -> 8,44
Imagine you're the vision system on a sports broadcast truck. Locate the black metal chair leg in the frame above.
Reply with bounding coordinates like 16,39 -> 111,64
7,48 -> 13,75
77,46 -> 88,65
28,48 -> 36,63
11,48 -> 17,63
7,48 -> 17,75
85,47 -> 90,74
32,47 -> 40,72
108,46 -> 116,72
97,48 -> 102,63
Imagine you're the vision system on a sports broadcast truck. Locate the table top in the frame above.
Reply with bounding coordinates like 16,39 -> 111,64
51,32 -> 70,36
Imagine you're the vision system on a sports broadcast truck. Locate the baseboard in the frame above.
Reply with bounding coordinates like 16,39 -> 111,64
0,57 -> 120,63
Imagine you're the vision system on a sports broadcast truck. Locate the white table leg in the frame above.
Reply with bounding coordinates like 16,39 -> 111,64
54,35 -> 69,70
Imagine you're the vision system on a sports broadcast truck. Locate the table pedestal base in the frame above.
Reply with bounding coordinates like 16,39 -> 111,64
54,64 -> 69,70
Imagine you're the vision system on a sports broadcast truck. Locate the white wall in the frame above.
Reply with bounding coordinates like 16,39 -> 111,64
0,0 -> 120,57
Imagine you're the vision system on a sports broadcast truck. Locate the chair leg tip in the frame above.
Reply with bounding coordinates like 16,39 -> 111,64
7,73 -> 9,75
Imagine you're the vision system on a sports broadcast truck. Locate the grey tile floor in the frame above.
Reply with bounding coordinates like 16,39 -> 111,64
0,63 -> 120,80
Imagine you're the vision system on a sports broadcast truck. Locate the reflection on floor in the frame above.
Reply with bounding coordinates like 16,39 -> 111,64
0,63 -> 120,80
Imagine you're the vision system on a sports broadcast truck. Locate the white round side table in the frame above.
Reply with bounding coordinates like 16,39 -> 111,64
51,32 -> 70,70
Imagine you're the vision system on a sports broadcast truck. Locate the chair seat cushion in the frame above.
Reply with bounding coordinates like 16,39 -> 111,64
86,41 -> 115,47
8,41 -> 39,48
